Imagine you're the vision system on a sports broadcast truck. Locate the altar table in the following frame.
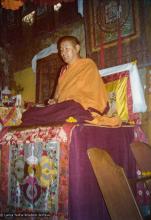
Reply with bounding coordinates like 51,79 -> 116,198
0,124 -> 135,220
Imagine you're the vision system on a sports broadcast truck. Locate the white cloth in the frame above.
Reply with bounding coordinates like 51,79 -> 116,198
78,0 -> 83,16
32,44 -> 58,73
99,62 -> 147,113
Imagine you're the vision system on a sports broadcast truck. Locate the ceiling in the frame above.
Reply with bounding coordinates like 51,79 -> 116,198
0,0 -> 75,10
0,0 -> 79,45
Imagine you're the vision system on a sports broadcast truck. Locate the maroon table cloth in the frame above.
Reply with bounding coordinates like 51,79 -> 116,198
69,125 -> 135,220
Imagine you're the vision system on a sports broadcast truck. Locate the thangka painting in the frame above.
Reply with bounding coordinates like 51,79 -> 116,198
88,0 -> 139,51
0,126 -> 72,219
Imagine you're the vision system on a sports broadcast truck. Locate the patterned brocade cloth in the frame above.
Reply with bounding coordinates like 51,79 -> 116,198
0,124 -> 74,220
0,106 -> 22,127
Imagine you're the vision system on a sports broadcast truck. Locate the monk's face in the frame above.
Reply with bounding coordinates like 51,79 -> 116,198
60,40 -> 80,65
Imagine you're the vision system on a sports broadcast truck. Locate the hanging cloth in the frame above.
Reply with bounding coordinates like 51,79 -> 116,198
117,21 -> 122,65
100,10 -> 123,67
100,31 -> 105,69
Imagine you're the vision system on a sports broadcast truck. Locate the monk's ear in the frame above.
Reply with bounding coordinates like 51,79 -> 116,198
75,44 -> 80,53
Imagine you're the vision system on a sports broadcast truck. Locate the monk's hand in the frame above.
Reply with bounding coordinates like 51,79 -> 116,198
48,99 -> 56,105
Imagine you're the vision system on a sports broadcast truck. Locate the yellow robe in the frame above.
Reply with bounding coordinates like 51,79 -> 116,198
55,58 -> 121,127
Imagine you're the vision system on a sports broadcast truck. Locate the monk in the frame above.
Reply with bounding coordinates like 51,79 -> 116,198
22,36 -> 121,127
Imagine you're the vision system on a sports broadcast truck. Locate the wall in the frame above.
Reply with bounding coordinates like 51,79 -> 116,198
37,17 -> 86,59
14,67 -> 35,103
140,67 -> 151,145
139,1 -> 151,145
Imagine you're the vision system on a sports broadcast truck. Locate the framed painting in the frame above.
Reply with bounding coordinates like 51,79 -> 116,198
88,0 -> 140,52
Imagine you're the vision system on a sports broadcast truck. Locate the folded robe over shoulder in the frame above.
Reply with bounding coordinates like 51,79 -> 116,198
55,58 -> 108,113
